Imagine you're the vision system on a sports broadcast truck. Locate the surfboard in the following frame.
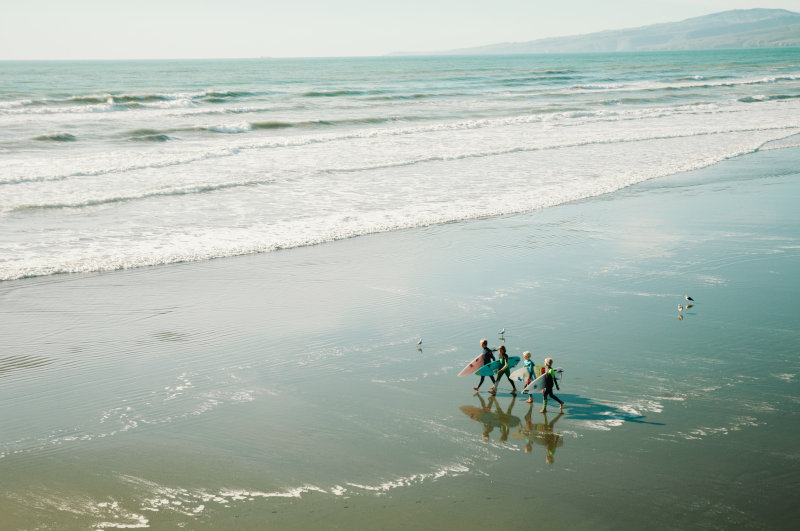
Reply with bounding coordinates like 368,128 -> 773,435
458,348 -> 498,377
523,367 -> 563,394
475,356 -> 520,376
458,354 -> 485,377
510,365 -> 543,388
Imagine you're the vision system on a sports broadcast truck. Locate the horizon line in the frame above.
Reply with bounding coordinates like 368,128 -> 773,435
2,46 -> 799,63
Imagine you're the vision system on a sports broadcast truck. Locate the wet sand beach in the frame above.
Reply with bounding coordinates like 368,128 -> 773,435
1,147 -> 799,529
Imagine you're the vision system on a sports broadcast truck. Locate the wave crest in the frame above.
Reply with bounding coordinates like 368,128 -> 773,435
32,132 -> 77,142
9,179 -> 274,213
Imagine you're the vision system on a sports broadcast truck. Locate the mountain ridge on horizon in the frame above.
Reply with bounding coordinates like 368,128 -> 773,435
390,8 -> 800,56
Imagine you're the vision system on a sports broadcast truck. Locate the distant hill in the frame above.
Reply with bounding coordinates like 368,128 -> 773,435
393,9 -> 800,56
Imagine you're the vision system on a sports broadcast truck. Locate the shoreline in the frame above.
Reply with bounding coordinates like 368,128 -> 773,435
2,147 -> 799,529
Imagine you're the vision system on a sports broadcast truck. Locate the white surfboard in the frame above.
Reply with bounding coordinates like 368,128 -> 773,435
509,366 -> 527,387
458,354 -> 485,377
523,367 -> 563,394
510,365 -> 542,388
458,348 -> 498,377
511,365 -> 544,388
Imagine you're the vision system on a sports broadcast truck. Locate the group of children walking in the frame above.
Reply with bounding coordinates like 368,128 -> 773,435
473,338 -> 564,413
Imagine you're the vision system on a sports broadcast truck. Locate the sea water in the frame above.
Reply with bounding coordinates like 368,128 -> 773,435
1,51 -> 800,529
2,49 -> 800,281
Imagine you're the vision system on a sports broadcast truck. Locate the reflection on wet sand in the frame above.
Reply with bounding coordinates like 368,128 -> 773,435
459,393 -> 521,442
513,401 -> 564,463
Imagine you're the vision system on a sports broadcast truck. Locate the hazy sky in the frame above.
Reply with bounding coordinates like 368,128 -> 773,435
2,0 -> 799,60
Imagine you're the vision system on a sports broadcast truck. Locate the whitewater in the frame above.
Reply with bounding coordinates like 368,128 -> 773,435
1,50 -> 799,281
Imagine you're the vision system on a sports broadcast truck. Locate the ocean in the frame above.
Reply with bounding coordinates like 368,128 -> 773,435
2,49 -> 799,281
2,50 -> 800,529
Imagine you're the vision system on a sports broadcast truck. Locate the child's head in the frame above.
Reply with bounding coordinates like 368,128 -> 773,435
498,345 -> 506,354
523,351 -> 531,360
480,338 -> 487,347
545,357 -> 553,367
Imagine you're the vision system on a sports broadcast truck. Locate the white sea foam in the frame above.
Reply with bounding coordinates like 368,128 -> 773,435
98,462 -> 471,522
0,99 -> 791,185
2,54 -> 799,282
0,98 -> 34,109
7,493 -> 151,530
671,416 -> 762,441
3,127 -> 789,281
566,72 -> 800,95
202,122 -> 253,134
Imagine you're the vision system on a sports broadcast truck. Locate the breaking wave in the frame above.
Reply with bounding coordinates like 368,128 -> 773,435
32,132 -> 77,142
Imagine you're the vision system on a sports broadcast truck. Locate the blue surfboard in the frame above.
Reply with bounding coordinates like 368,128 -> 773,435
475,356 -> 520,376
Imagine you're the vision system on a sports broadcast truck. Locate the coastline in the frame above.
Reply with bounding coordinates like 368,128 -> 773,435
1,147 -> 799,529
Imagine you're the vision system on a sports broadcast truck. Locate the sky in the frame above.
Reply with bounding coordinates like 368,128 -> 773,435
1,0 -> 799,60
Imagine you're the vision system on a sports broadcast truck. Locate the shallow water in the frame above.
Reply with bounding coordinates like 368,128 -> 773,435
1,148 -> 798,529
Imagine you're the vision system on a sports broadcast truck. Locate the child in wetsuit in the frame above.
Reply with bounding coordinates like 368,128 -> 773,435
540,357 -> 564,413
523,351 -> 536,403
473,338 -> 496,391
490,345 -> 518,395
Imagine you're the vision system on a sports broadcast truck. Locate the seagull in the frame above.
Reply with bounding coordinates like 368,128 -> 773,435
417,338 -> 422,346
685,295 -> 694,302
499,328 -> 505,335
678,304 -> 684,311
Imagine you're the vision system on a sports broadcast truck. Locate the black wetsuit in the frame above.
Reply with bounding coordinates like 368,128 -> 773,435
475,346 -> 496,389
542,368 -> 564,408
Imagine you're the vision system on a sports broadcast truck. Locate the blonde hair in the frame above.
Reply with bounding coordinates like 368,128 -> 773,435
544,357 -> 553,367
523,351 -> 531,359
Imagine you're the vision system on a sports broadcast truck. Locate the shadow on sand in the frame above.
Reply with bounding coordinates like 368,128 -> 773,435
553,393 -> 664,426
